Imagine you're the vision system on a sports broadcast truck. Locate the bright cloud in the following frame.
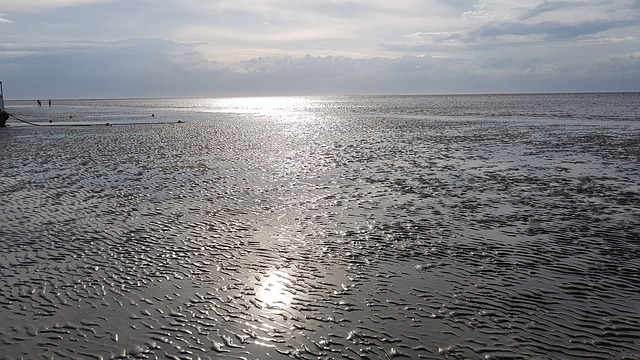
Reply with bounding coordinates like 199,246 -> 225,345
0,0 -> 116,13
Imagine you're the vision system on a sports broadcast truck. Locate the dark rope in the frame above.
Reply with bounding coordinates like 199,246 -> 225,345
9,114 -> 43,126
6,113 -> 182,127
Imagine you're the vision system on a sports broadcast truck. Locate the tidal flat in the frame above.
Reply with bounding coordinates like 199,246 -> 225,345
1,96 -> 639,359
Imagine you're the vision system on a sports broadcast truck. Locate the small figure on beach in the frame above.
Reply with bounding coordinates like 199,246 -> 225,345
49,99 -> 51,107
37,100 -> 41,106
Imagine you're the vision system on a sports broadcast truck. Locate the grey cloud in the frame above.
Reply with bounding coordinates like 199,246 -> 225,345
2,38 -> 639,99
470,18 -> 634,42
518,0 -> 576,21
388,0 -> 640,51
383,17 -> 635,53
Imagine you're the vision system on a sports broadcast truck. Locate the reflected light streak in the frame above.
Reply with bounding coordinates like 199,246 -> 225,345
257,270 -> 293,309
208,96 -> 319,122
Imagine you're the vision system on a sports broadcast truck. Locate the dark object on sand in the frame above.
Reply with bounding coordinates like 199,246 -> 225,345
0,109 -> 8,127
0,81 -> 5,126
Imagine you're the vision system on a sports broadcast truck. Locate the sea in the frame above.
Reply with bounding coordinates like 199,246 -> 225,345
1,93 -> 639,359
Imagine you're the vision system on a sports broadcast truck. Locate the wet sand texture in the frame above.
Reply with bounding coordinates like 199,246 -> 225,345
0,111 -> 639,359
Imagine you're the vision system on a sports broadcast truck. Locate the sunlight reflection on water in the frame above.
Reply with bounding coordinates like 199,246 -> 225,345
205,96 -> 320,122
257,270 -> 293,309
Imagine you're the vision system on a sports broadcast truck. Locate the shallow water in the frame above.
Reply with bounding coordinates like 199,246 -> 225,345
1,95 -> 639,359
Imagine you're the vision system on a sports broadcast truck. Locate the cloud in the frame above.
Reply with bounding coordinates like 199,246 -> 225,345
0,0 -> 116,12
30,1 -> 464,60
383,0 -> 640,51
1,1 -> 639,97
469,18 -> 634,42
2,38 -> 639,99
518,0 -> 579,20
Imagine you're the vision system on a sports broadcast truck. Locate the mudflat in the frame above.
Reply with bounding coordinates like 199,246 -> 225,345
1,95 -> 638,359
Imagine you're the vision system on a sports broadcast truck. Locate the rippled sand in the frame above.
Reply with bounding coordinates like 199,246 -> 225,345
0,114 -> 639,359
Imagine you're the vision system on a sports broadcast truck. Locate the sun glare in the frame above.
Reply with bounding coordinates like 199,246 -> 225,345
209,97 -> 318,122
257,270 -> 293,309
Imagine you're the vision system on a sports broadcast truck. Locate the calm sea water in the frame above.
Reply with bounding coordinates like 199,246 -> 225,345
1,94 -> 639,359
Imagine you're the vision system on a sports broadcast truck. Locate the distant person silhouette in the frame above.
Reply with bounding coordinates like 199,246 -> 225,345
37,100 -> 41,106
48,99 -> 51,107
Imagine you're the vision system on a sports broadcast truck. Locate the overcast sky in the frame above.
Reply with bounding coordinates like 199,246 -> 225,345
1,0 -> 639,98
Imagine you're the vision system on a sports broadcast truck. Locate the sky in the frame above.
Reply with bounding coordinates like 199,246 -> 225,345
1,0 -> 639,98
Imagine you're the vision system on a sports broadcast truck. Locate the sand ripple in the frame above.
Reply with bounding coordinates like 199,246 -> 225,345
0,115 -> 639,359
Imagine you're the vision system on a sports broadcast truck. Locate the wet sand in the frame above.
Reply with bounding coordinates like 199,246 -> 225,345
0,112 -> 639,359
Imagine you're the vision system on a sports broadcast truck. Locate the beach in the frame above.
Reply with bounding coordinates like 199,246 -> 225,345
0,94 -> 639,359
